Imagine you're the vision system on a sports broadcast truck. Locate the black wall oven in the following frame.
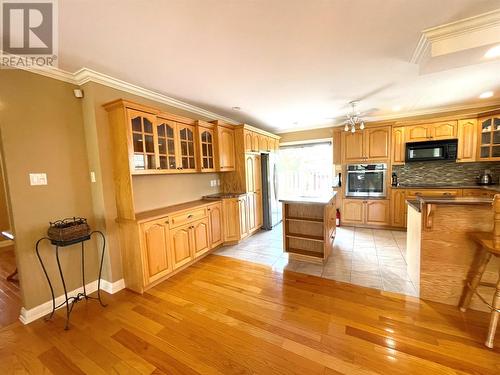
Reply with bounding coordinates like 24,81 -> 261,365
405,139 -> 457,162
346,163 -> 387,198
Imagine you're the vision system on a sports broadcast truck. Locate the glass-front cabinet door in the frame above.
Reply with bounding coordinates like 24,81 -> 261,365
129,110 -> 157,171
198,128 -> 215,172
478,116 -> 500,160
178,124 -> 197,171
156,119 -> 177,171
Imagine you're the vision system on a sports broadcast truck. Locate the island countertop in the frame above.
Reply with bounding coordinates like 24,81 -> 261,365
279,192 -> 337,205
406,196 -> 493,212
392,184 -> 500,192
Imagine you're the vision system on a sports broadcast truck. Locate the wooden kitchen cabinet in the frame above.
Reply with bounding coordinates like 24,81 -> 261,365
216,125 -> 236,171
342,131 -> 364,162
431,121 -> 457,140
222,196 -> 249,242
197,122 -> 216,172
170,224 -> 192,270
259,135 -> 269,152
129,109 -> 158,171
191,218 -> 210,259
341,126 -> 390,163
392,127 -> 405,165
406,125 -> 430,142
477,115 -> 500,161
390,189 -> 407,228
364,127 -> 390,160
457,119 -> 477,163
341,199 -> 364,225
405,121 -> 457,142
208,202 -> 223,248
247,192 -> 257,233
341,199 -> 390,226
140,218 -> 172,285
244,130 -> 254,152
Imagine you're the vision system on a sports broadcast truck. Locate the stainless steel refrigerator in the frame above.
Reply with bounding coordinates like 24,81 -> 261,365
261,153 -> 282,230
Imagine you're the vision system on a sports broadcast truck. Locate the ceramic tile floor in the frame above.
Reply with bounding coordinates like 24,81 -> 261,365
214,223 -> 417,296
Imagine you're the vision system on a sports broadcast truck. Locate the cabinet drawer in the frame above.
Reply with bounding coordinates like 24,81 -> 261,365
462,189 -> 498,198
169,207 -> 208,228
406,189 -> 461,198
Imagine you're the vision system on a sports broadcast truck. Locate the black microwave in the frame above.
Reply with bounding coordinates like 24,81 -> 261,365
406,139 -> 458,162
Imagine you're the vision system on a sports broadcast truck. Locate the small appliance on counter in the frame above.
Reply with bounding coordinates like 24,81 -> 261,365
391,172 -> 398,187
477,169 -> 495,186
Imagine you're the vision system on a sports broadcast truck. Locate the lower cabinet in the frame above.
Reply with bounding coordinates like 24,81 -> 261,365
390,189 -> 407,228
140,218 -> 172,285
341,199 -> 390,226
170,224 -> 193,269
247,192 -> 257,233
208,202 -> 223,248
222,195 -> 249,242
192,218 -> 211,258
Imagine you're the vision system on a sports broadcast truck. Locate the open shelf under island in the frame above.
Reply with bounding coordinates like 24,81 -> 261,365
280,193 -> 337,263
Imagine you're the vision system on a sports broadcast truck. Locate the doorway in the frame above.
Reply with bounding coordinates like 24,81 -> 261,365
0,144 -> 20,327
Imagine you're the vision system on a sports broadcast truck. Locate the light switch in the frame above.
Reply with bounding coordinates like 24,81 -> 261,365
90,171 -> 96,183
29,173 -> 47,186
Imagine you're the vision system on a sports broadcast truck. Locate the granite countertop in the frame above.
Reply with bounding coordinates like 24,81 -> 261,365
392,184 -> 500,192
203,192 -> 247,200
406,196 -> 494,213
134,199 -> 215,222
279,191 -> 337,204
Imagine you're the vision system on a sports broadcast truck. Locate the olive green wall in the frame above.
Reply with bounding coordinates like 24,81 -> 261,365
0,70 -> 99,309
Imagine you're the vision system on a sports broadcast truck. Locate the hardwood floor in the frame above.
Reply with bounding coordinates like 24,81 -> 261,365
0,245 -> 21,328
1,254 -> 499,374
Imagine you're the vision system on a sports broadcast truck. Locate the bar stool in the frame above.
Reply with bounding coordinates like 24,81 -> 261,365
460,194 -> 500,348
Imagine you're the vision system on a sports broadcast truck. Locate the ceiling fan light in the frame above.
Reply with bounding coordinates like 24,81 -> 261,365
344,124 -> 349,132
351,126 -> 355,133
360,122 -> 365,130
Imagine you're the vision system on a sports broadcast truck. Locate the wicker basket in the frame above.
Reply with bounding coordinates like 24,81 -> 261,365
47,217 -> 90,243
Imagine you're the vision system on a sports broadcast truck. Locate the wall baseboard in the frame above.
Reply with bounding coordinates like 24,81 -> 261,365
18,278 -> 125,325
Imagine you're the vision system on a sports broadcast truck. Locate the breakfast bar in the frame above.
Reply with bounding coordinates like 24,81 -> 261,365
406,196 -> 500,312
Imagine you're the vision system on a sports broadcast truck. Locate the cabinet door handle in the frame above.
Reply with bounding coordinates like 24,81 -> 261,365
165,220 -> 169,224
187,214 -> 193,218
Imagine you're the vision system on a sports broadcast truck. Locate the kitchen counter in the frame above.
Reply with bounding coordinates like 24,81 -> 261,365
406,196 -> 494,213
392,184 -> 500,192
279,191 -> 337,205
134,199 -> 215,222
405,196 -> 498,312
203,192 -> 247,200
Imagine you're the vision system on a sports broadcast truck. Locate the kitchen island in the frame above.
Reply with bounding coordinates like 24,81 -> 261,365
280,192 -> 337,263
406,195 -> 499,312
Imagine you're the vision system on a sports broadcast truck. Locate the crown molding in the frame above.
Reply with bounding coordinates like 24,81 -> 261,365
10,62 -> 238,125
276,99 -> 500,134
410,9 -> 500,64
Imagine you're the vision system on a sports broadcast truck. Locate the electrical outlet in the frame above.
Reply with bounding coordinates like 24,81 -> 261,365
210,180 -> 215,187
29,173 -> 47,186
90,171 -> 96,183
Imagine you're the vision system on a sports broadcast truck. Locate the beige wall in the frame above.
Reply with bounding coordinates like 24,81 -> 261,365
0,147 -> 10,232
278,127 -> 334,144
0,70 -> 99,309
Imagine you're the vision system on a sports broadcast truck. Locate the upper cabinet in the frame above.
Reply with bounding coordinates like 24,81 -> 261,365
341,126 -> 390,163
105,100 -> 243,175
477,115 -> 500,161
129,110 -> 158,171
243,128 -> 279,153
406,121 -> 457,142
216,124 -> 236,171
391,127 -> 405,165
457,119 -> 477,163
196,121 -> 216,172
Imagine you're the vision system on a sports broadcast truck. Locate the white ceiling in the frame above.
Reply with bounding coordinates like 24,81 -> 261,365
58,0 -> 500,133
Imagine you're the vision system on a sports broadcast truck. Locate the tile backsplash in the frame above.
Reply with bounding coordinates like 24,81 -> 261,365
392,161 -> 500,185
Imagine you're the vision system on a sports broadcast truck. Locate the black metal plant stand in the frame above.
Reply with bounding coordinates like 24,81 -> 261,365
35,231 -> 107,330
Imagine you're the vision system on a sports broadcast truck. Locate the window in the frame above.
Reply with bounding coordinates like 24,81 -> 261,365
279,141 -> 333,198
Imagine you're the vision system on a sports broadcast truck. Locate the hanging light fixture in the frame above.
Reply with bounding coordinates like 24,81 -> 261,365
343,101 -> 365,133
